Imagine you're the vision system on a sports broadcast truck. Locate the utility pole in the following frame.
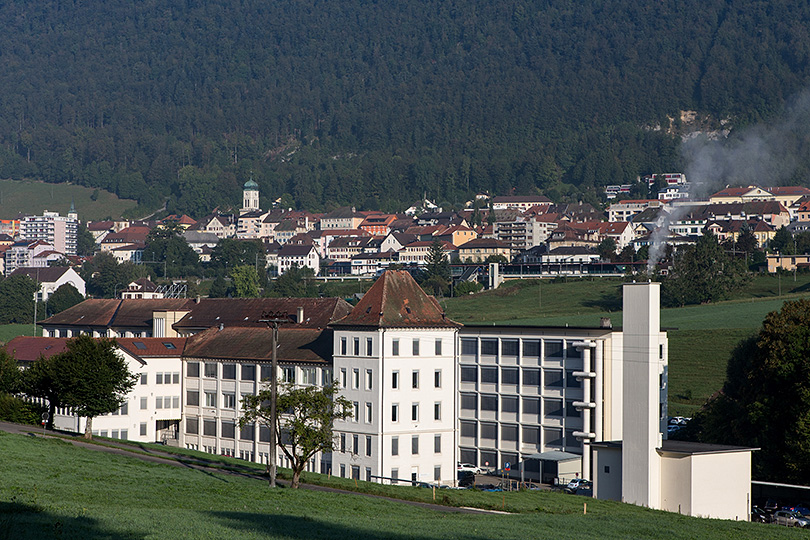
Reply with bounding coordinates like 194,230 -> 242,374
259,311 -> 289,488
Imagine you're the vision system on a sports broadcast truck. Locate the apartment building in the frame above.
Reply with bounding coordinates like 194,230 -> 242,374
20,211 -> 78,257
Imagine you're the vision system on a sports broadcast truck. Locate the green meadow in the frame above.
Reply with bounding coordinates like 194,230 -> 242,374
0,431 -> 801,540
0,178 -> 139,220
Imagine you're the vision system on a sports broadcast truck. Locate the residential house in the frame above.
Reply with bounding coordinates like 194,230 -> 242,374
607,200 -> 663,222
190,214 -> 237,239
320,207 -> 365,230
457,238 -> 513,263
277,244 -> 320,275
4,240 -> 61,274
491,195 -> 552,212
359,214 -> 398,236
100,226 -> 151,253
121,278 -> 163,299
398,241 -> 456,265
9,266 -> 86,301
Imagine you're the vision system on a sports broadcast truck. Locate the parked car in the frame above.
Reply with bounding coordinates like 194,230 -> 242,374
565,478 -> 591,494
751,506 -> 772,523
457,463 -> 482,474
774,510 -> 810,528
784,505 -> 810,516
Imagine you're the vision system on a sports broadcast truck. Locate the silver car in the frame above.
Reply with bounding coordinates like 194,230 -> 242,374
774,510 -> 810,528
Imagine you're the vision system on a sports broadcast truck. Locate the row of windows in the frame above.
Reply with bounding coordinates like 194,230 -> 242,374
337,466 -> 443,484
390,402 -> 442,422
460,366 -> 582,388
460,395 -> 583,418
459,421 -> 581,447
186,418 -> 263,441
187,362 -> 330,386
139,372 -> 180,385
460,338 -> 580,360
339,337 -> 444,357
92,429 -> 128,439
337,434 -> 444,458
340,368 -> 442,391
187,390 -> 247,409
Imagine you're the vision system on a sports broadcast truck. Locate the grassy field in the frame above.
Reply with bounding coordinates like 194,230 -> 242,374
0,178 -> 139,220
0,324 -> 35,345
443,274 -> 810,416
0,431 -> 800,540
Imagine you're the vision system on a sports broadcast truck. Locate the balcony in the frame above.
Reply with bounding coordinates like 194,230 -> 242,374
572,430 -> 596,439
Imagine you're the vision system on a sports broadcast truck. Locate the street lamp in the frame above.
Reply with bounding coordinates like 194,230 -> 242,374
259,310 -> 290,487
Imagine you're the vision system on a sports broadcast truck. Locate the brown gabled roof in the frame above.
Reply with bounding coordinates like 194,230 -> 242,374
331,270 -> 460,329
183,326 -> 332,363
9,266 -> 75,283
116,337 -> 187,357
5,337 -> 69,362
40,299 -> 122,327
172,298 -> 353,331
112,299 -> 192,328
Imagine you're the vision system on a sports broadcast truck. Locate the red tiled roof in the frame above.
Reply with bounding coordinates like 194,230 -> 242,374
331,270 -> 460,329
183,326 -> 331,363
116,337 -> 187,357
5,337 -> 68,362
40,299 -> 122,327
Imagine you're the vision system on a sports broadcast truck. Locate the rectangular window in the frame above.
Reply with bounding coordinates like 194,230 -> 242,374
260,364 -> 273,381
412,338 -> 420,356
340,433 -> 346,453
480,423 -> 497,440
460,421 -> 476,438
434,466 -> 441,482
460,394 -> 477,411
502,367 -> 519,385
366,436 -> 372,457
366,338 -> 373,356
480,395 -> 497,411
365,369 -> 373,390
434,402 -> 441,420
353,434 -> 359,454
353,337 -> 360,356
502,339 -> 519,357
172,396 -> 179,409
186,390 -> 199,406
522,426 -> 539,445
352,369 -> 359,389
411,403 -> 419,422
140,373 -> 147,385
283,367 -> 295,384
412,370 -> 419,389
205,391 -> 217,408
544,340 -> 564,359
366,467 -> 372,482
434,339 -> 442,356
434,434 -> 441,453
241,364 -> 256,381
322,368 -> 333,386
460,338 -> 477,356
240,423 -> 255,441
365,402 -> 372,423
353,402 -> 359,422
392,339 -> 399,356
434,370 -> 441,388
187,362 -> 200,377
140,396 -> 148,410
340,464 -> 346,478
221,420 -> 235,439
391,468 -> 399,484
481,367 -> 498,384
301,367 -> 317,385
566,370 -> 582,388
501,424 -> 518,442
522,368 -> 540,386
544,398 -> 564,418
340,337 -> 347,355
501,396 -> 518,413
392,436 -> 399,456
460,366 -> 477,383
340,368 -> 347,388
411,435 -> 419,455
203,419 -> 216,436
351,466 -> 360,480
260,426 -> 271,443
223,393 -> 236,409
392,371 -> 399,389
204,363 -> 217,378
155,397 -> 163,409
391,403 -> 399,422
523,397 -> 540,415
172,372 -> 180,384
480,339 -> 498,356
156,372 -> 163,384
544,370 -> 564,388
140,422 -> 148,436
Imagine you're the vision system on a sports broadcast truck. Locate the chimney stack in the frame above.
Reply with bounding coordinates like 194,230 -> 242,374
297,306 -> 304,324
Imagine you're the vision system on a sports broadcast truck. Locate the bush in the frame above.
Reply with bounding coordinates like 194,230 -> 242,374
453,281 -> 483,296
0,393 -> 46,425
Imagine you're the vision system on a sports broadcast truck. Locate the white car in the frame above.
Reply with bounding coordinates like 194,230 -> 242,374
457,463 -> 482,474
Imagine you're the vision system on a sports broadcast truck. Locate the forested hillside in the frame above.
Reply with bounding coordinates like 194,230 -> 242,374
0,0 -> 808,216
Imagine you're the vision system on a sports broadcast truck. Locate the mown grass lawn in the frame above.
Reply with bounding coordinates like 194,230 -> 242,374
0,178 -> 139,220
0,324 -> 34,345
0,431 -> 801,540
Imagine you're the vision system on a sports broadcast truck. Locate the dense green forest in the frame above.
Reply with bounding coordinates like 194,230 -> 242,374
0,0 -> 808,216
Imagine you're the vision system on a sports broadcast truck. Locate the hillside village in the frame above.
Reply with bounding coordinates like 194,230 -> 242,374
2,177 -> 810,285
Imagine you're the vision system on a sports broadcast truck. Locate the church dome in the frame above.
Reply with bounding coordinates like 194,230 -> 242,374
244,179 -> 259,189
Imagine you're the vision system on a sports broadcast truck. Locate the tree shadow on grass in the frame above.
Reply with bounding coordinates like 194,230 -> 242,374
0,501 -> 146,540
581,288 -> 622,312
208,511 -> 494,540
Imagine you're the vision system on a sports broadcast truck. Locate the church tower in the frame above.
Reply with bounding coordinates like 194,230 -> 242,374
241,175 -> 260,215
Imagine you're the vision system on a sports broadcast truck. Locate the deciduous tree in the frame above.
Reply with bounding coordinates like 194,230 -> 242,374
229,265 -> 260,297
240,382 -> 352,488
46,283 -> 84,316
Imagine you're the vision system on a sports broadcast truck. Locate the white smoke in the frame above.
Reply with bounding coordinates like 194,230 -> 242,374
646,89 -> 810,271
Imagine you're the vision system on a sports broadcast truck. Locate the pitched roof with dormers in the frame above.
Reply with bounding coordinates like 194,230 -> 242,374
330,270 -> 460,329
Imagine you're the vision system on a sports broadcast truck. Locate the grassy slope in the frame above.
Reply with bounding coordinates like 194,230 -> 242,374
0,324 -> 34,345
443,274 -> 810,416
0,432 -> 799,540
0,178 -> 138,220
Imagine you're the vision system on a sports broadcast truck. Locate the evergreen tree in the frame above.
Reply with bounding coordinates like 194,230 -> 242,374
46,283 -> 84,316
420,239 -> 451,296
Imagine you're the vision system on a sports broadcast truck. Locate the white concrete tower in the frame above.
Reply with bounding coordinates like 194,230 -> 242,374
621,281 -> 664,508
241,176 -> 260,214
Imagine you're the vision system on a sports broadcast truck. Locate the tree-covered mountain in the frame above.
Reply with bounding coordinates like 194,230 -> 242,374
0,0 -> 808,216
